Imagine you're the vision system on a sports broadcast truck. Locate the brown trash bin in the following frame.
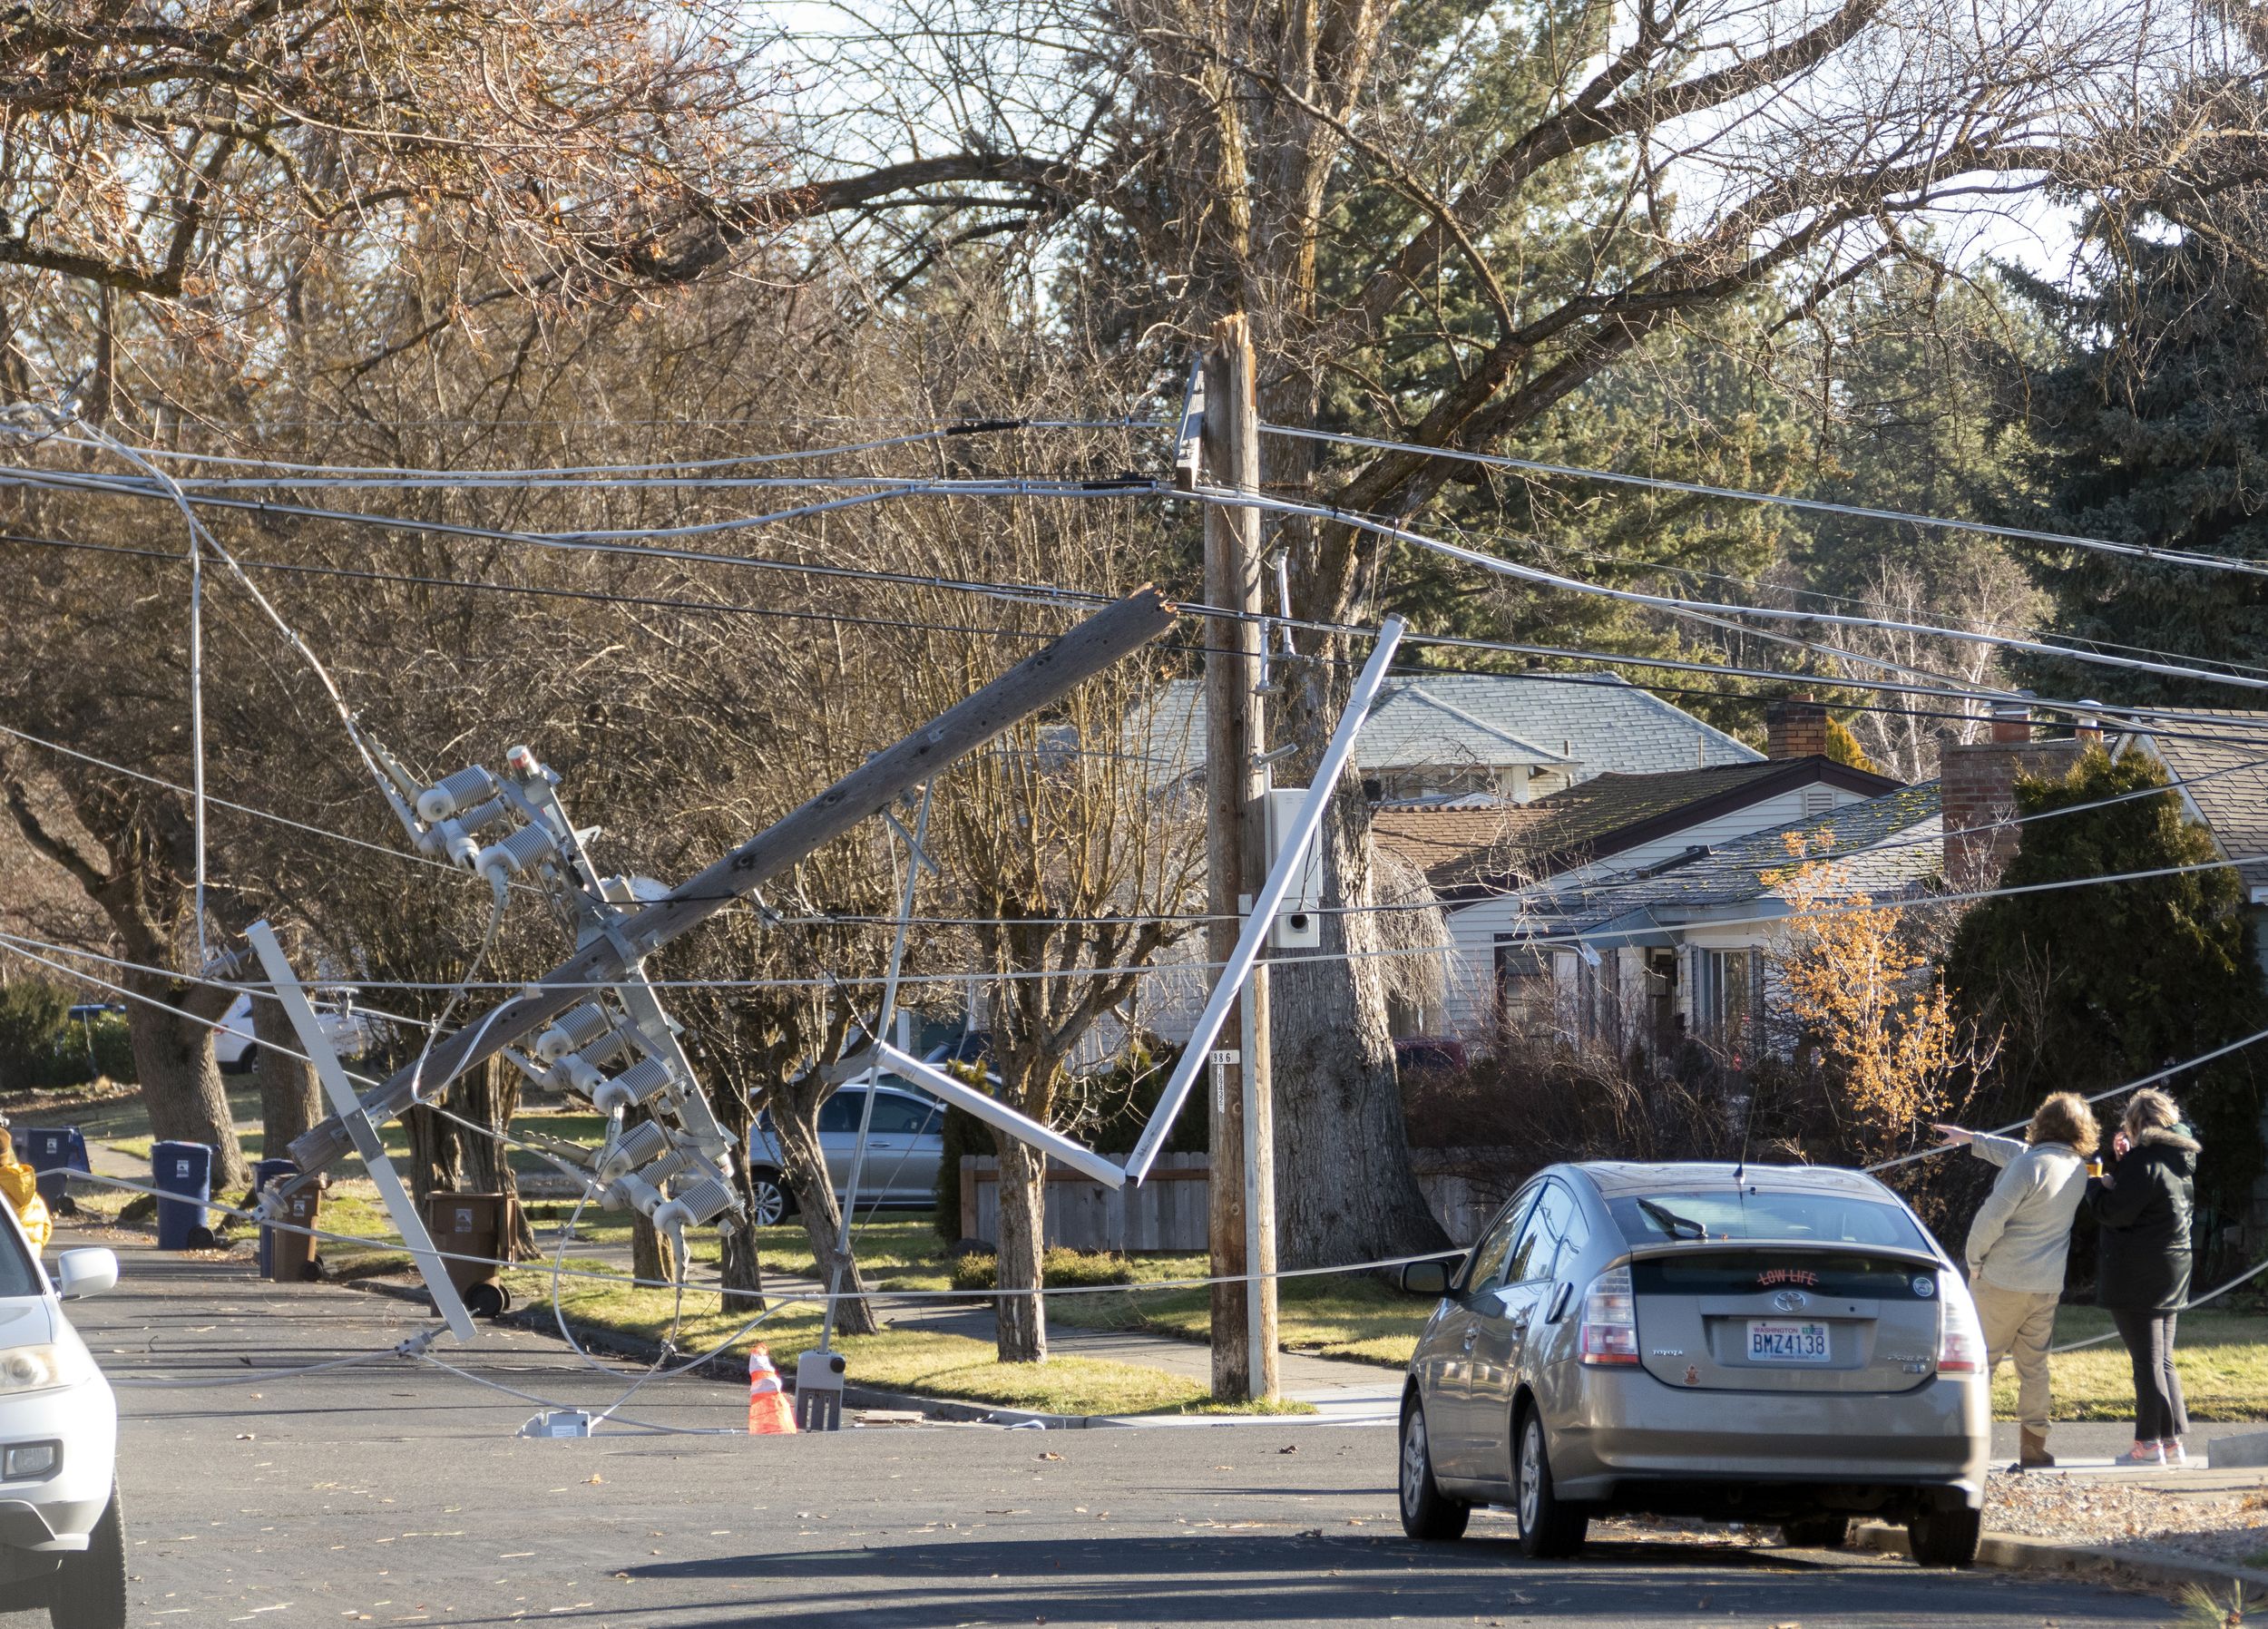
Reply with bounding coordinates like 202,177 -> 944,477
423,1192 -> 517,1318
268,1182 -> 323,1283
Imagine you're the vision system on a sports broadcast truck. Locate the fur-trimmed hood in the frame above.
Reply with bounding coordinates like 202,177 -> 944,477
2134,1122 -> 2201,1175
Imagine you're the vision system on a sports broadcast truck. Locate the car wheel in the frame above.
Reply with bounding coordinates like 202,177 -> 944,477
749,1171 -> 794,1227
1780,1515 -> 1851,1549
1907,1503 -> 1981,1568
47,1478 -> 126,1629
1512,1408 -> 1588,1560
1397,1394 -> 1469,1542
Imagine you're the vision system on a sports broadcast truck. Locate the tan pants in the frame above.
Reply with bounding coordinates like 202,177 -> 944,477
1972,1281 -> 2059,1432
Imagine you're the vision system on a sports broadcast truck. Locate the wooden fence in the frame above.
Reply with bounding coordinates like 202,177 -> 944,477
959,1148 -> 1515,1252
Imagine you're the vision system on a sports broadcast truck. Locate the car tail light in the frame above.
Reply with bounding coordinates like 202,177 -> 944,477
1936,1278 -> 1984,1375
1578,1265 -> 1639,1366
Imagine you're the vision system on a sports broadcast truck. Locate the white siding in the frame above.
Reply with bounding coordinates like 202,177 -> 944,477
1425,785 -> 1879,1047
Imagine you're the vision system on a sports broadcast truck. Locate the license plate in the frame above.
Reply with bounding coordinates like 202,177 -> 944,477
1747,1321 -> 1831,1362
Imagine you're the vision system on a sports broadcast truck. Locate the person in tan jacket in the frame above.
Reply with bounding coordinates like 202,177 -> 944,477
0,1129 -> 54,1253
1932,1093 -> 2096,1469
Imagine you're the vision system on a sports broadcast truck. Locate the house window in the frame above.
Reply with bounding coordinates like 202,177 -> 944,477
1495,943 -> 1555,1039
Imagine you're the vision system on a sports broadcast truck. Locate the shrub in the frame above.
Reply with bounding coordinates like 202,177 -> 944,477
0,980 -> 73,1091
948,1246 -> 1134,1292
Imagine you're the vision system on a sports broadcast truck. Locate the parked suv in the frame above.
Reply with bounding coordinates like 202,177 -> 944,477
747,1082 -> 944,1224
1397,1161 -> 1989,1566
0,1205 -> 125,1628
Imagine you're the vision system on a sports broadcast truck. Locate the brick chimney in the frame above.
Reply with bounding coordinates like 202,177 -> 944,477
1765,694 -> 1829,760
1941,699 -> 2080,887
1989,696 -> 2033,743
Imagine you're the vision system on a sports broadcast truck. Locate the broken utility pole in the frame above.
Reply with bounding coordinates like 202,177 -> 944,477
282,587 -> 1180,1187
1201,315 -> 1278,1404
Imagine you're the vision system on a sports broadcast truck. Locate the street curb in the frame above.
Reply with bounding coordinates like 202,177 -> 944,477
335,1273 -> 1107,1430
1853,1519 -> 2268,1595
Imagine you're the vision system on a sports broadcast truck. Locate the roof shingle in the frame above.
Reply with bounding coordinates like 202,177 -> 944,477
1138,671 -> 1763,781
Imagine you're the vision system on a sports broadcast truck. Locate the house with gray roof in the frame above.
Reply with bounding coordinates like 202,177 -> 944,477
1138,671 -> 1761,803
1473,781 -> 1943,1061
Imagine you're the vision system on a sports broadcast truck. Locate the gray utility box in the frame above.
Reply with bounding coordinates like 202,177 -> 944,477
796,1349 -> 847,1431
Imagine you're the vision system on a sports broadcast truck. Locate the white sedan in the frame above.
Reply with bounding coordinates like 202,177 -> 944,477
0,1211 -> 124,1629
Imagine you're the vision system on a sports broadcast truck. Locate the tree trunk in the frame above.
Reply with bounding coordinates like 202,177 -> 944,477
771,1108 -> 878,1336
1269,773 -> 1450,1268
250,989 -> 320,1160
123,973 -> 249,1190
992,1138 -> 1047,1362
631,1210 -> 676,1285
708,1081 -> 766,1310
404,1097 -> 461,1208
455,1058 -> 536,1261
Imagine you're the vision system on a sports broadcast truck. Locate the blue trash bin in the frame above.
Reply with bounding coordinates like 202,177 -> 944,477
21,1128 -> 90,1214
251,1158 -> 298,1277
151,1140 -> 213,1250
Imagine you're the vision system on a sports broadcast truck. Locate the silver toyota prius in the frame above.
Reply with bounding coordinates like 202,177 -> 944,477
1397,1162 -> 1990,1566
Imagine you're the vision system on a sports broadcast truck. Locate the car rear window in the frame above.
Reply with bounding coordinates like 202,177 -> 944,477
1608,1190 -> 1929,1252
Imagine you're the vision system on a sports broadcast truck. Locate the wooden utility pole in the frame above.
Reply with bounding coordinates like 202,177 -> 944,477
1201,315 -> 1279,1401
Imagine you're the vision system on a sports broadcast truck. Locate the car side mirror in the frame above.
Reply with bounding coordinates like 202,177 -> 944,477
1399,1259 -> 1452,1297
54,1248 -> 118,1301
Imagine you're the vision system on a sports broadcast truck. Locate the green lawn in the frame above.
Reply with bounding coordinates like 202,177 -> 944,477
2002,1307 -> 2268,1422
510,1263 -> 1213,1416
1047,1253 -> 1429,1366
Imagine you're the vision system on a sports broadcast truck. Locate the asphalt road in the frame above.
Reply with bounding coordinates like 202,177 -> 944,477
55,1236 -> 2183,1628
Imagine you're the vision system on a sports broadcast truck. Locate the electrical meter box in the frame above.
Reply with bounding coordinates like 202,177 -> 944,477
1264,789 -> 1325,950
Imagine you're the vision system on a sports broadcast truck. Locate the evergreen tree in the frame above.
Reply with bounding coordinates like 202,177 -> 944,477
2002,221 -> 2268,703
1941,749 -> 2268,1224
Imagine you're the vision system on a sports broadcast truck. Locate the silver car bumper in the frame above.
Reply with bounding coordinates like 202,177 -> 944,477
1548,1366 -> 1990,1511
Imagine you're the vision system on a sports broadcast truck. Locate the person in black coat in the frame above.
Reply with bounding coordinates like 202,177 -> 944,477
2087,1088 -> 2200,1468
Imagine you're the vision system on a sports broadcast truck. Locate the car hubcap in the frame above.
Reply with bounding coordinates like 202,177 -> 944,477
1401,1412 -> 1427,1513
1519,1421 -> 1540,1530
753,1182 -> 785,1226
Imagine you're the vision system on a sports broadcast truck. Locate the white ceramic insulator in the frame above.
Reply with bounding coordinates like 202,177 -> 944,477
415,765 -> 497,824
591,1058 -> 673,1116
535,1003 -> 612,1062
653,1175 -> 735,1233
474,823 -> 557,883
597,1122 -> 670,1183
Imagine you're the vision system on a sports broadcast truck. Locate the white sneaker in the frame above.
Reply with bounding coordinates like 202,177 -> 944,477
2162,1438 -> 2187,1466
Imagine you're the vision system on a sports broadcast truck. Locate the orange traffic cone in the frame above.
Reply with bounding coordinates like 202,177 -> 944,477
748,1343 -> 796,1436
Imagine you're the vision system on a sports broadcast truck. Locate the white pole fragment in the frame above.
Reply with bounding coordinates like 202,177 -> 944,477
246,920 -> 477,1343
1124,616 -> 1407,1185
868,1043 -> 1127,1190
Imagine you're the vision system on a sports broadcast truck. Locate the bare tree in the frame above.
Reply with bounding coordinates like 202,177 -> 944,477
1831,559 -> 2043,782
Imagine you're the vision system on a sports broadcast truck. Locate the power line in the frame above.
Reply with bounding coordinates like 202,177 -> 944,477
1186,482 -> 2268,698
29,446 -> 2268,701
1263,421 -> 2268,582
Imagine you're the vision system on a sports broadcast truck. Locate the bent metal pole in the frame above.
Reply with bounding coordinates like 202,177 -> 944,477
284,586 -> 1180,1183
1124,615 -> 1407,1185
